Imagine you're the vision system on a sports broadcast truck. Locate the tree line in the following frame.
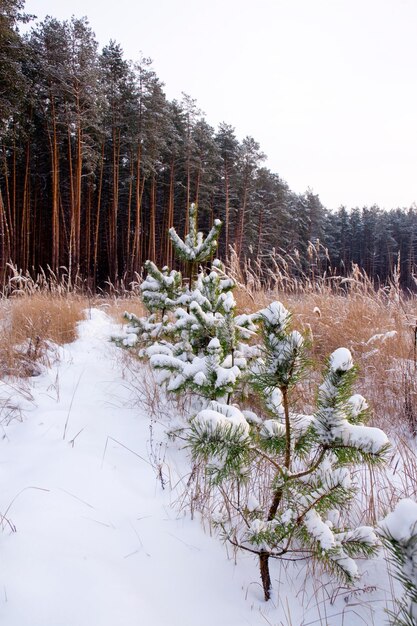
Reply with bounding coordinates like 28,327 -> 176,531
1,1 -> 417,289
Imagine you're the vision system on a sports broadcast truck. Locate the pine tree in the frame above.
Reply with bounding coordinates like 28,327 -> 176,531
0,0 -> 29,131
119,204 -> 258,408
117,206 -> 390,603
99,40 -> 138,281
117,204 -> 225,356
215,123 -> 240,258
150,335 -> 246,401
140,260 -> 182,316
189,301 -> 390,601
148,256 -> 254,402
117,260 -> 181,350
168,202 -> 222,284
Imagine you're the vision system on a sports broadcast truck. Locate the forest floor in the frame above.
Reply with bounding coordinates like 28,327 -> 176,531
0,306 -> 406,625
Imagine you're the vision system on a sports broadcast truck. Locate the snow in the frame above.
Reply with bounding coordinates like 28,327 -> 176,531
193,370 -> 207,386
337,526 -> 378,547
0,308 -> 402,625
257,301 -> 290,329
242,409 -> 262,425
379,498 -> 417,542
0,310 -> 260,626
208,336 -> 220,350
168,211 -> 222,263
122,332 -> 138,347
260,419 -> 285,438
249,519 -> 267,535
379,499 -> 417,622
219,290 -> 236,312
265,388 -> 285,417
316,349 -> 389,455
150,338 -> 244,397
193,402 -> 250,440
247,494 -> 261,512
347,393 -> 369,417
366,330 -> 398,345
335,423 -> 389,454
303,509 -> 336,551
330,347 -> 354,372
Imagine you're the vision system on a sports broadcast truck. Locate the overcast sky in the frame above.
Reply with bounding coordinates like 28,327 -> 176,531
24,0 -> 417,211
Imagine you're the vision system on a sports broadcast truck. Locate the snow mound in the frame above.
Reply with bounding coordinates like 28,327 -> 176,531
380,498 -> 417,542
330,348 -> 354,372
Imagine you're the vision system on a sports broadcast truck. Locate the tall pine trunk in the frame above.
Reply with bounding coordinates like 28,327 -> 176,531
131,144 -> 144,276
49,95 -> 60,272
166,158 -> 175,267
224,162 -> 230,259
0,187 -> 10,282
148,174 -> 156,263
93,143 -> 105,286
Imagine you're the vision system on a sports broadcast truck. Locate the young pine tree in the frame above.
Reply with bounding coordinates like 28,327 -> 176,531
119,203 -> 225,353
168,202 -> 222,285
120,203 -> 256,407
117,207 -> 389,604
189,301 -> 390,601
118,261 -> 182,349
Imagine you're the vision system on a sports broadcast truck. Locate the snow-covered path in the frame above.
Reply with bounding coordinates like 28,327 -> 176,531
0,309 -> 394,625
0,309 -> 274,626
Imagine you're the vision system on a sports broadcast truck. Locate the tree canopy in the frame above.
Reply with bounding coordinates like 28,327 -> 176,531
1,7 -> 416,289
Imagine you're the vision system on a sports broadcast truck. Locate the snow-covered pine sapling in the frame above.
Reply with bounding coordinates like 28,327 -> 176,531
188,301 -> 390,602
168,202 -> 222,286
174,259 -> 236,354
118,204 -> 224,353
140,260 -> 182,318
191,402 -> 251,483
204,261 -> 258,383
174,260 -> 252,356
148,260 -> 257,404
116,261 -> 182,350
150,336 -> 246,402
379,499 -> 417,626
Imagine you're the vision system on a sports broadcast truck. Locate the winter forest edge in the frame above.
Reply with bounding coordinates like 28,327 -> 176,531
2,3 -> 417,289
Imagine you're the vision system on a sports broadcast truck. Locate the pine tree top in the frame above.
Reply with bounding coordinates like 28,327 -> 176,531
168,203 -> 222,264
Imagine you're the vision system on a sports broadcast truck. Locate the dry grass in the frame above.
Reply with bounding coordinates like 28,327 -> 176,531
0,294 -> 87,377
4,254 -> 416,436
0,263 -> 147,378
227,248 -> 417,437
102,298 -> 146,323
0,265 -> 93,377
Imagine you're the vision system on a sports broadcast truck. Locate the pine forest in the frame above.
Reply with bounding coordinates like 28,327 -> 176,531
2,3 -> 417,289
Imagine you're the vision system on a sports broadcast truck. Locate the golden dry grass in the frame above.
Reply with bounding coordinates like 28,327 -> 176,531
227,249 -> 417,437
102,298 -> 146,323
0,294 -> 87,377
0,263 -> 147,377
3,255 -> 417,438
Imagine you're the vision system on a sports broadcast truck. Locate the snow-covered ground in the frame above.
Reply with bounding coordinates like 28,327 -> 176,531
0,310 -> 397,625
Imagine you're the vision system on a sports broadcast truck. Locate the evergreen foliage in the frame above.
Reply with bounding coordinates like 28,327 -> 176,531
379,499 -> 417,626
140,261 -> 182,315
189,302 -> 389,600
168,203 -> 222,267
119,209 -> 390,602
